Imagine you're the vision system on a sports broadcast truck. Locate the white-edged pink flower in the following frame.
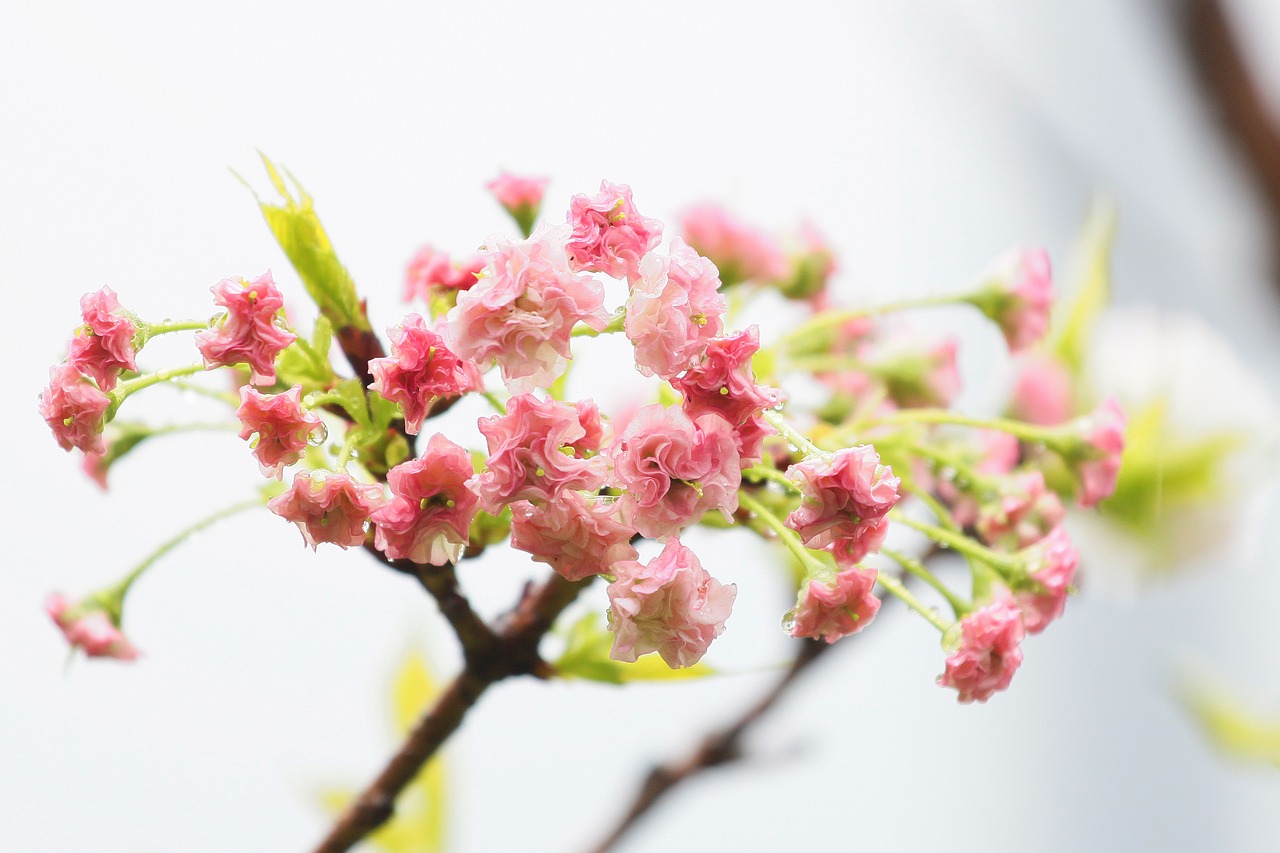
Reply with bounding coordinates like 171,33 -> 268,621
67,286 -> 139,391
625,238 -> 726,379
472,394 -> 608,512
1014,526 -> 1078,634
565,180 -> 663,282
39,362 -> 111,454
673,326 -> 783,466
787,566 -> 881,643
785,446 -> 900,566
609,404 -> 741,539
372,434 -> 479,566
268,470 -> 386,550
975,248 -> 1054,352
194,272 -> 296,385
369,314 -> 481,434
606,538 -> 736,668
976,470 -> 1066,550
1009,353 -> 1073,425
938,600 -> 1025,703
236,385 -> 324,478
1070,397 -> 1127,507
46,593 -> 139,661
446,224 -> 607,393
510,491 -> 638,581
678,202 -> 788,286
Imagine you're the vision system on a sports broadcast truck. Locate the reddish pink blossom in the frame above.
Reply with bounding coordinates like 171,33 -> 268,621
46,593 -> 139,661
976,248 -> 1054,352
565,180 -> 663,282
609,404 -> 741,539
236,385 -> 324,478
67,286 -> 139,391
195,272 -> 296,385
938,600 -> 1025,703
372,434 -> 479,566
403,245 -> 485,302
369,314 -> 481,434
785,446 -> 900,566
1070,398 -> 1127,507
788,566 -> 881,643
673,326 -> 783,466
472,394 -> 608,512
39,363 -> 111,454
487,172 -> 549,214
625,238 -> 726,379
606,538 -> 736,668
446,224 -> 607,393
510,491 -> 638,581
976,470 -> 1066,550
1014,526 -> 1078,633
678,202 -> 788,286
268,470 -> 386,550
1009,353 -> 1074,425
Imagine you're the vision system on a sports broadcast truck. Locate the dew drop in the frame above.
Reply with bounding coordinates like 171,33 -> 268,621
781,610 -> 797,635
308,423 -> 329,446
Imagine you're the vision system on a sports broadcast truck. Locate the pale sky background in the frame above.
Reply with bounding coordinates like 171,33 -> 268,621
4,1 -> 1280,851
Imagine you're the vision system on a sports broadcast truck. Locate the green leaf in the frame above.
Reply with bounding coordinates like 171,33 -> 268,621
275,318 -> 338,393
1181,679 -> 1280,766
1051,198 -> 1117,374
554,613 -> 716,683
334,378 -> 373,429
253,153 -> 366,331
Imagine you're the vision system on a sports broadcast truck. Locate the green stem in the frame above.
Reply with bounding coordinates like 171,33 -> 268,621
738,491 -> 825,576
742,465 -> 800,494
109,363 -> 208,410
874,570 -> 952,632
907,443 -> 991,493
783,355 -> 875,375
775,294 -> 969,351
480,390 -> 507,415
891,513 -> 1019,574
881,547 -> 968,616
862,409 -> 1054,445
762,410 -> 823,457
307,391 -> 366,424
139,319 -> 210,345
571,310 -> 626,338
169,379 -> 240,407
904,483 -> 963,534
335,430 -> 361,469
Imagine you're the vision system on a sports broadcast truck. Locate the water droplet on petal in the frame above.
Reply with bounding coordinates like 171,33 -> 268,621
781,610 -> 797,635
308,423 -> 329,446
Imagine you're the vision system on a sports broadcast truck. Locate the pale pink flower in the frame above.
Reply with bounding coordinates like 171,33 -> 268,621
369,314 -> 481,434
607,538 -> 736,668
1009,353 -> 1074,425
673,326 -> 782,466
1070,397 -> 1127,507
565,180 -> 663,282
975,248 -> 1054,352
236,385 -> 324,478
786,446 -> 900,566
871,335 -> 961,409
787,566 -> 881,643
1014,526 -> 1078,634
268,470 -> 386,550
372,434 -> 479,566
625,238 -> 726,379
472,394 -> 608,512
403,245 -> 484,302
487,172 -> 549,234
678,202 -> 788,286
67,286 -> 139,391
194,272 -> 297,385
779,222 -> 837,301
510,491 -> 638,581
938,600 -> 1025,703
937,430 -> 1021,527
976,470 -> 1066,550
39,363 -> 111,454
609,404 -> 741,539
46,593 -> 139,661
82,449 -> 110,490
446,224 -> 607,393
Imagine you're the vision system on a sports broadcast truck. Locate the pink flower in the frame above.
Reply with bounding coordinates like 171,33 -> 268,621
870,334 -> 962,409
779,222 -> 837,301
976,470 -> 1066,550
1014,526 -> 1078,634
236,385 -> 324,478
936,430 -> 1021,527
975,248 -> 1054,352
39,363 -> 111,454
268,470 -> 386,550
82,449 -> 110,490
403,245 -> 484,302
565,180 -> 663,282
369,314 -> 481,434
510,491 -> 638,581
678,202 -> 788,286
785,446 -> 900,566
372,434 -> 480,566
787,566 -> 881,643
487,172 -> 549,234
625,238 -> 726,379
606,538 -> 736,668
446,224 -> 607,393
194,272 -> 297,385
1070,397 -> 1127,507
472,394 -> 608,512
1009,353 -> 1073,425
67,286 -> 139,391
673,326 -> 783,466
609,404 -> 741,539
938,600 -> 1025,703
46,593 -> 139,661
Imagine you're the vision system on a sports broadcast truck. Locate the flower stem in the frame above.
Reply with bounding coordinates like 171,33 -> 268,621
762,410 -> 823,457
140,319 -> 210,341
109,363 -> 208,412
741,465 -> 800,494
873,570 -> 952,632
169,379 -> 240,406
774,294 -> 969,351
571,310 -> 626,338
738,491 -> 825,576
861,408 -> 1053,445
891,512 -> 1019,574
881,547 -> 968,616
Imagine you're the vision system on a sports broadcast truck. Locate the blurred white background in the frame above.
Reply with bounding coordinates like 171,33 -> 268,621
4,1 -> 1280,850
